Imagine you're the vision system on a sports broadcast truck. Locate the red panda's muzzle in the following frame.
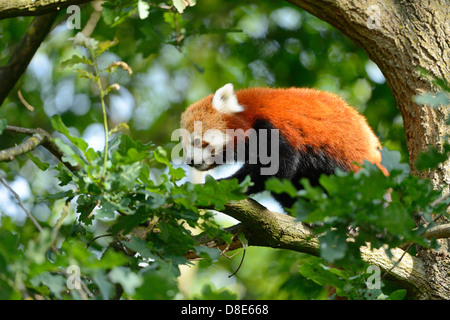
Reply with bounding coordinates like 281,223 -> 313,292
185,155 -> 218,171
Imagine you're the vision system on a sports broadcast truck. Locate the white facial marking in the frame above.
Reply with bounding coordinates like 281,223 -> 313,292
203,129 -> 227,152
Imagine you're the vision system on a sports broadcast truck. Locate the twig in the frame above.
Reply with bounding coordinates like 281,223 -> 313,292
378,191 -> 450,281
17,90 -> 34,111
86,233 -> 113,248
0,130 -> 48,162
2,125 -> 37,135
0,175 -> 43,232
87,45 -> 109,179
430,192 -> 450,208
81,0 -> 102,38
380,242 -> 415,281
423,223 -> 450,239
228,248 -> 246,278
6,127 -> 53,160
51,197 -> 73,250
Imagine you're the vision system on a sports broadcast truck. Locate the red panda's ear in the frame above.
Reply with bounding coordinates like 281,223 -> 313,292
212,83 -> 244,114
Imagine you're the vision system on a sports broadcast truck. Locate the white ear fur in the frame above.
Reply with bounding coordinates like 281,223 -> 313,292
212,83 -> 244,114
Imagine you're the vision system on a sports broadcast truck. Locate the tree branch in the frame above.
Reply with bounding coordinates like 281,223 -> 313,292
0,0 -> 92,20
0,12 -> 59,106
185,223 -> 246,260
1,125 -> 81,172
359,245 -> 430,299
194,198 -> 434,299
423,224 -> 450,240
222,199 -> 319,256
0,129 -> 48,162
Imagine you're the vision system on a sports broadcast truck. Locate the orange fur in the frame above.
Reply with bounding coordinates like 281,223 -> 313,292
181,87 -> 388,176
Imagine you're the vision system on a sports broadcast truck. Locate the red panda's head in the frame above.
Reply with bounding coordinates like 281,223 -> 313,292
180,83 -> 246,171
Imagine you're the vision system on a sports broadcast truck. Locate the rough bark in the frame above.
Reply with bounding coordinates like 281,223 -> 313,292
191,198 -> 434,299
185,0 -> 450,301
0,12 -> 59,106
0,0 -> 92,19
286,0 -> 450,300
286,0 -> 450,184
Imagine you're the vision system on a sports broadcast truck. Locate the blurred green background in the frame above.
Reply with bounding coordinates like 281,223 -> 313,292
0,0 -> 405,299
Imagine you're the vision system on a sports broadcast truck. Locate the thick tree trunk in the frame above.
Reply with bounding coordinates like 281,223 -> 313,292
288,0 -> 450,299
286,0 -> 450,178
0,0 -> 449,300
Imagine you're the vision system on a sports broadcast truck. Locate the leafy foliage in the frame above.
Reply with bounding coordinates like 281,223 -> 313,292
0,0 -> 447,300
267,148 -> 449,298
0,28 -> 251,299
0,99 -> 250,299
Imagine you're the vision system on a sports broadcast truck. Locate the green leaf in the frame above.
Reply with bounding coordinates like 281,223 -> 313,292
51,115 -> 88,152
114,133 -> 154,164
120,162 -> 142,189
109,266 -> 143,295
96,38 -> 119,56
75,69 -> 95,80
92,270 -> 115,300
25,229 -> 52,265
298,262 -> 348,297
54,138 -> 85,167
195,284 -> 238,300
121,236 -> 156,260
30,272 -> 66,299
85,148 -> 100,163
387,289 -> 407,300
40,190 -> 74,200
134,263 -> 179,299
195,246 -> 221,265
101,4 -> 134,27
169,166 -> 186,181
193,175 -> 247,210
101,5 -> 115,25
319,230 -> 347,263
27,152 -> 49,171
60,54 -> 93,69
96,198 -> 116,219
290,198 -> 315,221
153,146 -> 170,166
153,146 -> 185,181
380,148 -> 409,175
265,177 -> 297,198
415,143 -> 450,171
238,233 -> 248,250
76,194 -> 98,225
55,163 -> 73,186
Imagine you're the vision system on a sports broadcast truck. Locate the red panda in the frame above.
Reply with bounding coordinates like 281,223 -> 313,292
180,83 -> 388,208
